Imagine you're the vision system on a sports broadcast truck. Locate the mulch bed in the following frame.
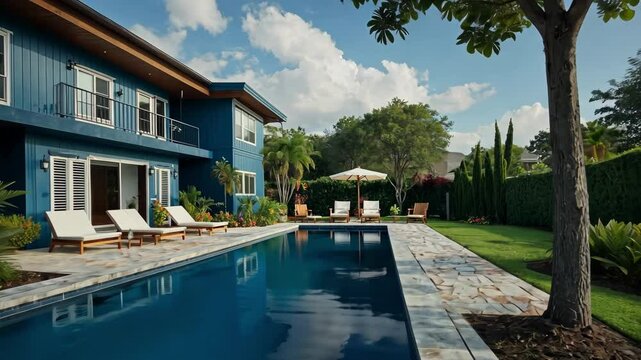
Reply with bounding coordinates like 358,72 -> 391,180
527,260 -> 640,296
0,271 -> 65,290
466,314 -> 641,360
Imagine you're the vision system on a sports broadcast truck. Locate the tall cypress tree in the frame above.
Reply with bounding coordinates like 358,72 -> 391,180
459,160 -> 471,218
483,150 -> 494,218
472,143 -> 483,215
493,122 -> 506,223
504,118 -> 514,171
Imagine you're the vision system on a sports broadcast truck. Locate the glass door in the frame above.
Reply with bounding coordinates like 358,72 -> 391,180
155,98 -> 167,139
138,92 -> 152,135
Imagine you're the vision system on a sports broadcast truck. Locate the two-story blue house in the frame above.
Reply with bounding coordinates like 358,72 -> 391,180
0,0 -> 285,248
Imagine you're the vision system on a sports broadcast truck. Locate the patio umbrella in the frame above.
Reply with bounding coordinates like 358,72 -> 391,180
329,167 -> 387,218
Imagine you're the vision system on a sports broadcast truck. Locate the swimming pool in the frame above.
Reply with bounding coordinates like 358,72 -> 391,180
0,229 -> 417,360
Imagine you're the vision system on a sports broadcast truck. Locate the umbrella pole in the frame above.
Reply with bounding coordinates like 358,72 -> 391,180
357,176 -> 361,219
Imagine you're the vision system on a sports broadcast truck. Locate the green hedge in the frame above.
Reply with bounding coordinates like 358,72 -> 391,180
505,149 -> 641,228
273,176 -> 451,217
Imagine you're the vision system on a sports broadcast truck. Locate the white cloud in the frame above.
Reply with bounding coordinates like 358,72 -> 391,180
205,5 -> 495,131
448,102 -> 550,153
186,52 -> 229,78
166,0 -> 229,35
130,24 -> 187,58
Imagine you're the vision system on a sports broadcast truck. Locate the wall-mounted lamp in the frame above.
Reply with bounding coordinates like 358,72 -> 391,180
40,156 -> 50,171
172,168 -> 178,179
116,88 -> 123,97
149,166 -> 156,176
66,59 -> 78,70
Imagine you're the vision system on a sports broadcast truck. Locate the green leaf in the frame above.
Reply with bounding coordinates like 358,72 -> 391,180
620,8 -> 635,21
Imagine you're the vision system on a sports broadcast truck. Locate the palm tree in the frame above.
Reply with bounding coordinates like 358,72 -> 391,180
263,128 -> 318,204
583,121 -> 619,161
211,158 -> 240,211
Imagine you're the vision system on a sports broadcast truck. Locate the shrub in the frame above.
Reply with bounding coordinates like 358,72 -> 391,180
589,219 -> 641,284
213,211 -> 239,228
506,148 -> 641,228
0,215 -> 41,249
179,185 -> 218,222
255,197 -> 285,226
389,204 -> 401,215
152,200 -> 168,227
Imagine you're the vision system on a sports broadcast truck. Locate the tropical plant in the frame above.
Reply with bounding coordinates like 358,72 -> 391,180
0,181 -> 26,282
389,204 -> 401,216
237,196 -> 257,227
213,211 -> 239,228
0,215 -> 40,249
179,185 -> 216,220
263,128 -> 318,205
346,0 -> 640,329
211,158 -> 240,211
583,120 -> 619,161
152,200 -> 168,227
255,197 -> 286,226
589,220 -> 641,284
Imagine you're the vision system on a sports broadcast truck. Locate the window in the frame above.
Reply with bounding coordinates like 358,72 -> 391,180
50,157 -> 88,212
137,91 -> 167,139
235,107 -> 257,145
156,168 -> 171,206
237,171 -> 256,195
0,28 -> 10,105
75,67 -> 112,125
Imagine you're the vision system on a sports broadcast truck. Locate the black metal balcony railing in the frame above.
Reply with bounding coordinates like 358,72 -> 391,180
55,83 -> 200,148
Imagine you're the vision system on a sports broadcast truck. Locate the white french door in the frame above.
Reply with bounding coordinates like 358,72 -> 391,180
137,91 -> 167,139
76,67 -> 112,126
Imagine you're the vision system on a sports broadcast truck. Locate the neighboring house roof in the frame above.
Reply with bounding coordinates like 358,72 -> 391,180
432,151 -> 466,179
520,151 -> 540,163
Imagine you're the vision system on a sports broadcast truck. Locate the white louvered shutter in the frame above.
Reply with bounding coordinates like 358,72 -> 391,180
70,159 -> 88,211
51,157 -> 68,211
50,157 -> 88,211
157,169 -> 170,206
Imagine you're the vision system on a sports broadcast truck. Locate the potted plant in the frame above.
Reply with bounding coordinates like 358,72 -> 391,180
389,204 -> 401,216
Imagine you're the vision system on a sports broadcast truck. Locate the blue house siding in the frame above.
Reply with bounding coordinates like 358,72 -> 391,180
19,131 -> 180,248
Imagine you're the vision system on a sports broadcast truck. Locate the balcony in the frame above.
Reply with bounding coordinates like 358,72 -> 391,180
54,83 -> 200,147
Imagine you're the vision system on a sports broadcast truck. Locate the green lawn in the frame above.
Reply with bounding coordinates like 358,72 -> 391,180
427,219 -> 641,342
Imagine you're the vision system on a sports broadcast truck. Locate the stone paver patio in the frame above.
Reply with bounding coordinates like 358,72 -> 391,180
0,222 -> 550,360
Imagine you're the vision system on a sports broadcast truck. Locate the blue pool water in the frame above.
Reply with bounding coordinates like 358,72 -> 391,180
0,229 -> 417,360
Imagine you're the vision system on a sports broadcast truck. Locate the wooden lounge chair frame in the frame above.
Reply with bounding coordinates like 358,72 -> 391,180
165,206 -> 228,235
46,210 -> 122,255
107,209 -> 186,247
407,203 -> 429,223
360,200 -> 381,223
293,204 -> 313,222
330,201 -> 351,223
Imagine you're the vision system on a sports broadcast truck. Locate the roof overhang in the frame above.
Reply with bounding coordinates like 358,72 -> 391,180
11,0 -> 211,98
210,83 -> 287,124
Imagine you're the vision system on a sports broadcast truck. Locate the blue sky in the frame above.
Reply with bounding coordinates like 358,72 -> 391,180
84,0 -> 641,153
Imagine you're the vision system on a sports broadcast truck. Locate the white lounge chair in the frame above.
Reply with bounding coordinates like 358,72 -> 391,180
329,201 -> 351,223
45,210 -> 122,254
107,209 -> 186,247
360,200 -> 381,223
165,206 -> 228,235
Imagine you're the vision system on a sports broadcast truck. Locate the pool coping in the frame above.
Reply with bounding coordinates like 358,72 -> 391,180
1,222 -> 497,360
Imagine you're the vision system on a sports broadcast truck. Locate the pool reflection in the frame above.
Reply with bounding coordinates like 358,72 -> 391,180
0,230 -> 416,360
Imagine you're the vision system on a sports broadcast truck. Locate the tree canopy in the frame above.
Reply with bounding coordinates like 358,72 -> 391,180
591,49 -> 641,151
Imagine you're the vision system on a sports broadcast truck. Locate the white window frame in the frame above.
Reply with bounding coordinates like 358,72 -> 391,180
74,65 -> 114,127
0,27 -> 12,106
236,171 -> 256,196
234,105 -> 258,146
136,90 -> 167,140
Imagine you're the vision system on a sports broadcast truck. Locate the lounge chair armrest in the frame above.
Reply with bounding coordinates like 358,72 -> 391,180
408,208 -> 413,215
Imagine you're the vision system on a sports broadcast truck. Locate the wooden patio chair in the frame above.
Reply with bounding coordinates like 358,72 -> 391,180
407,203 -> 429,223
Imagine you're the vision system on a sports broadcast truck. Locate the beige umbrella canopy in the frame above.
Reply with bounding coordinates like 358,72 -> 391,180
329,167 -> 388,217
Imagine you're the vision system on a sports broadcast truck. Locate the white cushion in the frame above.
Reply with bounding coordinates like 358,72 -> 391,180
334,201 -> 350,212
129,227 -> 186,234
56,231 -> 122,241
180,221 -> 228,228
407,214 -> 425,218
363,201 -> 379,211
107,209 -> 150,230
46,210 -> 96,238
165,206 -> 195,225
362,209 -> 380,216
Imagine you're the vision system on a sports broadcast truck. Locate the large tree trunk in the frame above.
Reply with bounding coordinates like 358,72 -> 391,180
542,14 -> 592,328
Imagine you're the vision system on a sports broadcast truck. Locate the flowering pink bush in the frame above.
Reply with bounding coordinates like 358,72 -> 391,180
466,216 -> 491,225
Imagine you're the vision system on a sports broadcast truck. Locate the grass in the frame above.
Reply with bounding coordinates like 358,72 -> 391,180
427,219 -> 641,342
